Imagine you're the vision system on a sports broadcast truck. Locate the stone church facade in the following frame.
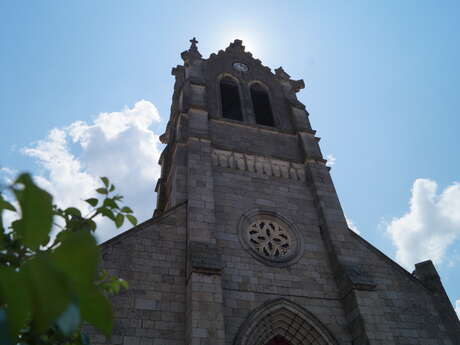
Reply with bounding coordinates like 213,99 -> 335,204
90,39 -> 460,345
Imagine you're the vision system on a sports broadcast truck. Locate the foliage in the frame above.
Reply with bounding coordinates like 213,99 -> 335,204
0,174 -> 137,344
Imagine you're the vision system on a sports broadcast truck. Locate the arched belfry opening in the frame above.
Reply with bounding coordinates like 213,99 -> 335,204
234,299 -> 338,345
220,76 -> 243,121
250,83 -> 275,126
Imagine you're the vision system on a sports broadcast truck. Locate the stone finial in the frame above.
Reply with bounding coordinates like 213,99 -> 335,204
181,37 -> 202,62
275,67 -> 291,80
227,39 -> 245,52
171,65 -> 184,77
275,67 -> 305,93
159,132 -> 168,144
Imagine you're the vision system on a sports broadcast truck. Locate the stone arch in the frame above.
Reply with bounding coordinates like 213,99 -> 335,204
218,73 -> 244,121
249,81 -> 275,127
233,299 -> 338,345
218,72 -> 241,86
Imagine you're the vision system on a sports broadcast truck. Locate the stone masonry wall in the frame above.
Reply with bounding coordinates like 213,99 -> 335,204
87,204 -> 187,345
209,141 -> 457,344
211,163 -> 352,344
210,120 -> 303,163
343,233 -> 455,344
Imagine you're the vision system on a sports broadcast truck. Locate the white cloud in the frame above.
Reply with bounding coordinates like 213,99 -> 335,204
21,100 -> 162,242
325,154 -> 336,167
387,179 -> 460,269
456,300 -> 460,320
346,216 -> 360,234
0,168 -> 20,228
0,167 -> 16,185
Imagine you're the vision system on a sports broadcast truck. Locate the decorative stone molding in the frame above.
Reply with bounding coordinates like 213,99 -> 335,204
208,39 -> 272,75
238,210 -> 304,267
233,298 -> 339,345
246,219 -> 292,259
211,149 -> 306,182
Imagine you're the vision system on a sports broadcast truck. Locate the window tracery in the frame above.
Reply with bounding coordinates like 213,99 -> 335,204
247,220 -> 292,258
238,211 -> 303,267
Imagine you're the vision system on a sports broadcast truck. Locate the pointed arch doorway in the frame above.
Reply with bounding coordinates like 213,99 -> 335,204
265,335 -> 291,345
233,299 -> 338,345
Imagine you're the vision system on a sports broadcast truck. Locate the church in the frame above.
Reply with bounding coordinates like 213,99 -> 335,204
90,39 -> 460,345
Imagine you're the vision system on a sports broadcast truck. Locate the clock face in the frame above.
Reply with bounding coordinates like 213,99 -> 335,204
233,62 -> 248,72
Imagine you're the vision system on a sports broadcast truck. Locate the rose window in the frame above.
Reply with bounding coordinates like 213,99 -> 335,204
247,220 -> 292,258
238,211 -> 303,267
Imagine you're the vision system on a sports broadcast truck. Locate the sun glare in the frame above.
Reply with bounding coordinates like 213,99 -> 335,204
219,31 -> 263,58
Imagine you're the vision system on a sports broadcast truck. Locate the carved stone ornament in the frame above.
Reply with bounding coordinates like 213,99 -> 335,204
247,220 -> 291,258
211,149 -> 306,183
238,210 -> 304,267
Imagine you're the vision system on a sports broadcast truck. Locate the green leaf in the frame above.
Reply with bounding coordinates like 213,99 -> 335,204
53,229 -> 70,246
126,215 -> 138,226
86,219 -> 97,232
121,206 -> 133,214
53,231 -> 99,287
79,288 -> 112,336
0,309 -> 14,345
85,198 -> 98,207
56,303 -> 80,336
103,198 -> 118,210
119,279 -> 129,289
98,270 -> 108,281
109,184 -> 115,192
0,268 -> 31,338
115,214 -> 124,229
0,195 -> 16,212
23,254 -> 71,334
65,207 -> 82,218
11,173 -> 53,250
98,207 -> 115,221
100,177 -> 109,188
96,188 -> 108,195
68,218 -> 97,233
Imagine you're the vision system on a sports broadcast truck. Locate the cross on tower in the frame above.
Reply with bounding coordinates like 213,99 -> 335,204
181,37 -> 201,60
189,37 -> 199,50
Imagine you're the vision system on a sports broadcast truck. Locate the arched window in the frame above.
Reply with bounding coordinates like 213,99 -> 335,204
220,76 -> 243,121
250,83 -> 274,126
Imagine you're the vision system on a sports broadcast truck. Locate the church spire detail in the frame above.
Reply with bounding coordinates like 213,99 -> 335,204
189,37 -> 199,50
181,37 -> 202,61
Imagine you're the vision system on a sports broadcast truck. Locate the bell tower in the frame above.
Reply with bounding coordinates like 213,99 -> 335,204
154,37 -> 323,222
154,36 -> 375,344
93,38 -> 460,345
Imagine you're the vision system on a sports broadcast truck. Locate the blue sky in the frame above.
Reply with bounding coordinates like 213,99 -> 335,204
1,1 -> 459,313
